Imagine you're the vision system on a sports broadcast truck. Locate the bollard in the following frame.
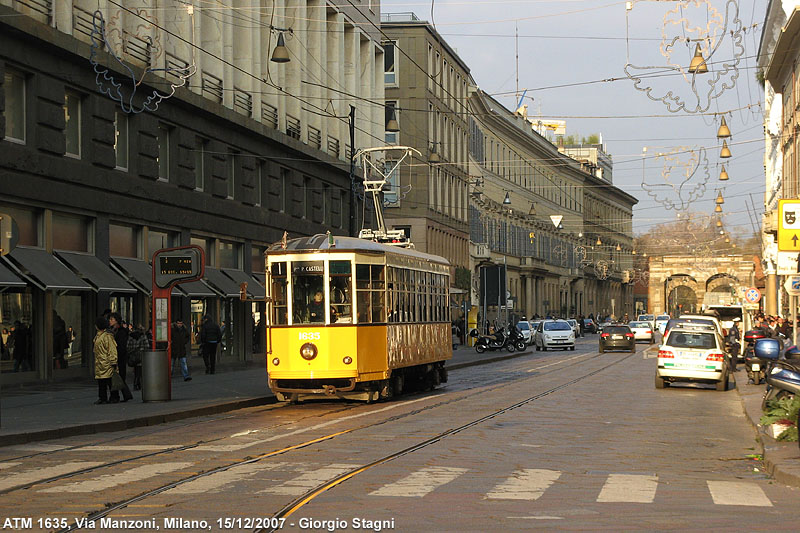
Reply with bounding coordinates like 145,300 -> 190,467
142,350 -> 170,401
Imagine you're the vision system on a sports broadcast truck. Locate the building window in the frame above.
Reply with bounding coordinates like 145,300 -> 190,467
279,167 -> 288,212
251,245 -> 266,273
227,152 -> 236,199
53,212 -> 90,252
64,91 -> 81,158
147,229 -> 172,260
384,161 -> 399,207
114,111 -> 128,170
194,138 -> 206,190
157,124 -> 171,181
385,101 -> 398,145
383,41 -> 396,85
303,176 -> 311,219
3,70 -> 25,143
256,160 -> 264,207
109,223 -> 138,258
190,236 -> 210,265
0,203 -> 38,246
218,240 -> 240,269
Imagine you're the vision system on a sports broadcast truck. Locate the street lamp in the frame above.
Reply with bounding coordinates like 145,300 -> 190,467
270,32 -> 291,63
717,116 -> 731,138
503,191 -> 511,205
428,142 -> 440,163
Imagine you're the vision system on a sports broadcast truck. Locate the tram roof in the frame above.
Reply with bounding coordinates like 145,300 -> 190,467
267,234 -> 450,266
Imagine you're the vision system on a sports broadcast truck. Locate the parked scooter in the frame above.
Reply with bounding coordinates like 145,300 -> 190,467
744,330 -> 767,385
472,327 -> 515,353
762,345 -> 800,410
506,324 -> 528,351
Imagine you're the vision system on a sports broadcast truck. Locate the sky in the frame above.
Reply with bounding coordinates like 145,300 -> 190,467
378,0 -> 767,242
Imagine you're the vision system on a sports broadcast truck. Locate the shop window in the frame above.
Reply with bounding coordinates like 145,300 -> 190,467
0,290 -> 34,373
53,212 -> 90,252
3,70 -> 26,143
0,204 -> 38,246
329,260 -> 352,323
64,91 -> 81,158
114,111 -> 128,170
110,223 -> 138,258
271,262 -> 288,325
218,240 -> 240,269
53,294 -> 83,370
356,264 -> 385,324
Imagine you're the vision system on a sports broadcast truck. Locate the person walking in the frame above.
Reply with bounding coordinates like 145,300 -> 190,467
126,324 -> 148,391
11,321 -> 31,372
171,319 -> 192,381
93,316 -> 119,404
108,313 -> 130,393
200,315 -> 221,374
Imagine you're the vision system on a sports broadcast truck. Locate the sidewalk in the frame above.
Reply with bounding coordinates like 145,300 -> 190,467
0,344 -> 533,447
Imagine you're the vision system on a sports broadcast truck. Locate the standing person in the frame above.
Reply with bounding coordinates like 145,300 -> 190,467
93,316 -> 119,404
171,319 -> 192,382
126,324 -> 148,391
0,327 -> 8,360
11,321 -> 30,372
66,326 -> 75,357
52,310 -> 68,369
108,313 -> 130,393
200,315 -> 221,374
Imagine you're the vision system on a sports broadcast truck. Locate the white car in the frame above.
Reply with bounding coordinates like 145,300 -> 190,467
534,320 -> 576,351
628,321 -> 655,343
637,313 -> 656,330
655,324 -> 730,391
516,321 -> 533,345
566,319 -> 582,338
655,314 -> 670,335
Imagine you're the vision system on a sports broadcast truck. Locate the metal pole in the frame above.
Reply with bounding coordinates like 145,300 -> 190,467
348,105 -> 356,237
496,263 -> 501,327
793,295 -> 797,348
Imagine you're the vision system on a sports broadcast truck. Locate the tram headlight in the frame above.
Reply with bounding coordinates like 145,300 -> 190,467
343,356 -> 352,365
300,342 -> 318,361
272,357 -> 280,366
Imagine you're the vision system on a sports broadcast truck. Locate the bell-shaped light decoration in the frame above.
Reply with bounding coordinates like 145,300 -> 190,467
688,43 -> 708,74
719,165 -> 729,181
385,107 -> 400,132
270,32 -> 290,63
503,192 -> 511,205
716,219 -> 722,228
720,140 -> 732,158
616,243 -> 622,251
596,237 -> 602,246
714,204 -> 723,213
724,236 -> 730,243
632,250 -> 637,255
428,144 -> 440,163
715,191 -> 724,204
717,116 -> 731,139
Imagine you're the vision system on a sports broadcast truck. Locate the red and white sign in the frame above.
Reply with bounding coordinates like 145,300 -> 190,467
744,287 -> 762,304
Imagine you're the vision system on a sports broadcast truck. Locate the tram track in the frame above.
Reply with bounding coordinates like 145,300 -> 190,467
45,349 -> 635,533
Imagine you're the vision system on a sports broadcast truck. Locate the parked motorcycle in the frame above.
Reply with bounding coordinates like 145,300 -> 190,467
762,345 -> 800,410
506,325 -> 528,351
472,328 -> 515,354
744,330 -> 767,385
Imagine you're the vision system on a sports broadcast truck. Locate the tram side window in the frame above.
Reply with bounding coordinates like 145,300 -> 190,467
271,262 -> 288,325
329,260 -> 352,323
387,268 -> 397,323
292,261 -> 326,324
356,264 -> 386,323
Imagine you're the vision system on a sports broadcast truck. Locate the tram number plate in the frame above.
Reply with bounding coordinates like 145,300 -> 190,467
299,332 -> 321,341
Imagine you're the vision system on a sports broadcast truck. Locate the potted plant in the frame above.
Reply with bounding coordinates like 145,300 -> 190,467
760,396 -> 800,442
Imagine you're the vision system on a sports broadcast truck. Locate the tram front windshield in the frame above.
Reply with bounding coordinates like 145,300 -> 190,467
292,261 -> 326,324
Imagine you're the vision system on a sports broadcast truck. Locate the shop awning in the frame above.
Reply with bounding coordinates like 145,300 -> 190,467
3,247 -> 92,291
203,267 -> 241,298
110,257 -> 180,296
56,251 -> 137,293
0,260 -> 27,288
223,269 -> 265,299
177,280 -> 219,298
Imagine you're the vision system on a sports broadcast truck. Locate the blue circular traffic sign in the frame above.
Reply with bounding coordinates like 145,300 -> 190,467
744,287 -> 761,303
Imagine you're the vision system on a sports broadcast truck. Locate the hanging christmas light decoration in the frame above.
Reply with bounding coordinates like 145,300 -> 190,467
641,147 -> 710,212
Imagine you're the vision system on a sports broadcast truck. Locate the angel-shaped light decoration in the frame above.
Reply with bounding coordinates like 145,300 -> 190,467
624,0 -> 745,114
594,260 -> 610,281
642,147 -> 710,212
90,9 -> 196,114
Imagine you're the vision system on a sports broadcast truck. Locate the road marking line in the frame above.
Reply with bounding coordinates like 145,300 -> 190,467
527,353 -> 592,372
40,462 -> 193,493
79,445 -> 179,452
0,462 -> 104,492
260,464 -> 358,496
11,444 -> 71,452
486,469 -> 561,500
370,466 -> 467,497
0,463 -> 20,471
508,516 -> 564,520
164,462 -> 288,494
707,481 -> 773,506
197,397 -> 431,452
597,474 -> 658,503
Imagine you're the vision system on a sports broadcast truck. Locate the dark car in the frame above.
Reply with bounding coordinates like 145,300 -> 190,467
582,318 -> 597,334
599,325 -> 636,353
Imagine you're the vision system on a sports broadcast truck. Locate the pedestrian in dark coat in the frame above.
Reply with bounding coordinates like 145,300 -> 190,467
200,315 -> 221,374
109,313 -> 129,388
171,319 -> 192,381
11,321 -> 31,372
126,325 -> 148,391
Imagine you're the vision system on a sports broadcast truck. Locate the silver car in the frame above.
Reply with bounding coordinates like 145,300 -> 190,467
534,320 -> 576,351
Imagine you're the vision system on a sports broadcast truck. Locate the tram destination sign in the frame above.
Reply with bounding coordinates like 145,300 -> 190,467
152,246 -> 204,288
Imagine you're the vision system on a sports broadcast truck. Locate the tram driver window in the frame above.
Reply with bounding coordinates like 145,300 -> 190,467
329,260 -> 352,323
271,262 -> 288,325
292,261 -> 326,324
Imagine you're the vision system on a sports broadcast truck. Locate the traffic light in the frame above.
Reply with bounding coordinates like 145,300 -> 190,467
239,282 -> 248,301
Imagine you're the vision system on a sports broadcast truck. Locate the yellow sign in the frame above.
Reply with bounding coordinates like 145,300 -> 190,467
778,199 -> 800,251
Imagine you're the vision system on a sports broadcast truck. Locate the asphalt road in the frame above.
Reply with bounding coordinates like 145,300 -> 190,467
0,336 -> 795,532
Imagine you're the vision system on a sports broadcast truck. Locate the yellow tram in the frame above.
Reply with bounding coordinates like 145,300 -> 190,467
264,233 -> 451,402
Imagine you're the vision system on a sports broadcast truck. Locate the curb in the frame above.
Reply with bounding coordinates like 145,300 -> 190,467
0,396 -> 276,447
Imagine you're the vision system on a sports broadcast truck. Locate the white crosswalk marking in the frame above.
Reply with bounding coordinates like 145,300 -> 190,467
0,463 -> 21,471
40,462 -> 193,493
260,464 -> 357,496
165,462 -> 288,495
11,444 -> 70,452
486,469 -> 561,500
597,474 -> 658,503
0,462 -> 104,492
370,466 -> 467,497
707,481 -> 773,506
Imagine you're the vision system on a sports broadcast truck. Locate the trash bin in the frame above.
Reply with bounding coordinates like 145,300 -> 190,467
142,350 -> 170,402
